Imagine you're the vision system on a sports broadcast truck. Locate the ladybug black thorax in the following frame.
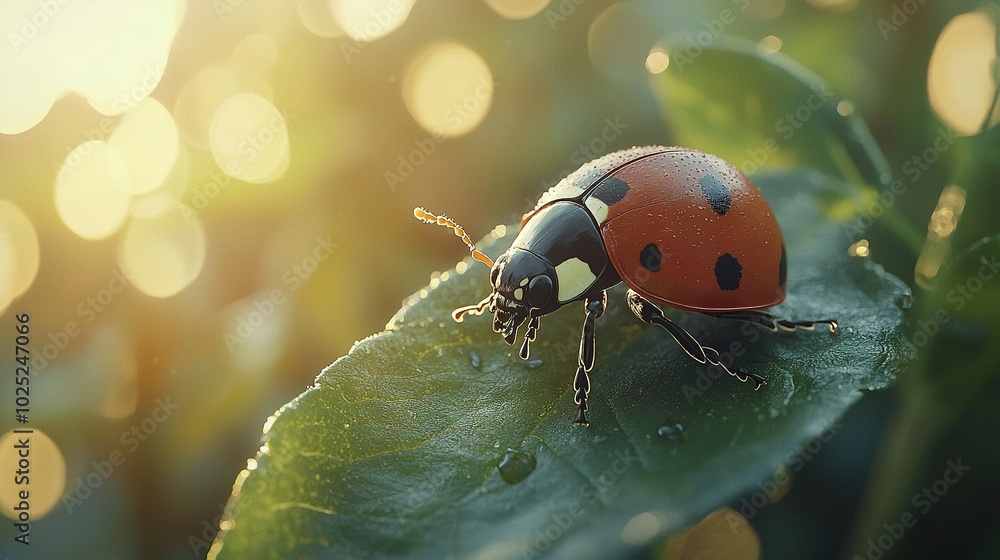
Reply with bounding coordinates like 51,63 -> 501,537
490,202 -> 620,326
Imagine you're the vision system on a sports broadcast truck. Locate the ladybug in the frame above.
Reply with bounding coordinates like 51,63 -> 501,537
415,146 -> 837,425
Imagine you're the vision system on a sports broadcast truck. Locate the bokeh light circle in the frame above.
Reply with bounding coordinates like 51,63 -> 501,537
0,1 -> 183,134
928,11 -> 1000,136
55,140 -> 132,239
0,430 -> 66,520
330,0 -> 417,41
209,93 -> 290,183
108,97 -> 179,194
0,201 -> 40,312
297,0 -> 345,37
484,0 -> 550,20
118,200 -> 207,298
402,41 -> 494,138
174,69 -> 274,150
588,3 -> 661,83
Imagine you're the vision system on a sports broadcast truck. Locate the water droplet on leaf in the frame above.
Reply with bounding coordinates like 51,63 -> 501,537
657,421 -> 685,442
497,448 -> 537,484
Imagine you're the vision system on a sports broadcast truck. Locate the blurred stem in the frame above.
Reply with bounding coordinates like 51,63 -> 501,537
877,203 -> 925,258
840,380 -> 945,560
843,331 -> 1000,559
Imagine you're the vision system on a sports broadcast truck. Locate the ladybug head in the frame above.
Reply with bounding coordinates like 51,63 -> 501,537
413,206 -> 558,342
488,249 -> 557,343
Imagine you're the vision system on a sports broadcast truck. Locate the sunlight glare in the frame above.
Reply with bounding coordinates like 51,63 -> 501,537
0,201 -> 40,313
915,184 -> 967,290
402,41 -> 494,138
0,430 -> 65,520
209,93 -> 290,183
119,200 -> 207,298
174,68 -> 274,149
485,0 -> 551,20
645,48 -> 670,74
663,507 -> 761,560
928,11 -> 1000,136
330,0 -> 416,41
297,0 -> 344,37
758,35 -> 783,54
848,239 -> 870,257
0,0 -> 183,134
55,141 -> 132,239
108,98 -> 179,194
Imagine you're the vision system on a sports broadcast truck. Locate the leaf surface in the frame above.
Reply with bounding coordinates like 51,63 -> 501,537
211,170 -> 912,560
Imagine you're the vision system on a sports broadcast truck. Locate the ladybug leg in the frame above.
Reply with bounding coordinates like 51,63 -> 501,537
518,316 -> 540,360
626,290 -> 766,390
573,291 -> 607,425
703,310 -> 838,333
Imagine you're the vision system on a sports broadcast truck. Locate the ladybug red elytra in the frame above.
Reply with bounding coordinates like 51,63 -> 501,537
416,146 -> 837,425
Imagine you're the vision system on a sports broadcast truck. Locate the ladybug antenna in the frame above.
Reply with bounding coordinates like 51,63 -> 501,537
414,207 -> 494,268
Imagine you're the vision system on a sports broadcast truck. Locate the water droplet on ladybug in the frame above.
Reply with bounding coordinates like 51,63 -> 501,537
497,448 -> 537,484
526,359 -> 543,369
469,351 -> 481,368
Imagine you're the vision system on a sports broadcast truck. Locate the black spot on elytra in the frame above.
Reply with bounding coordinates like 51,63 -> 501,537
591,177 -> 630,206
640,243 -> 661,272
699,174 -> 731,215
778,245 -> 787,287
715,253 -> 742,291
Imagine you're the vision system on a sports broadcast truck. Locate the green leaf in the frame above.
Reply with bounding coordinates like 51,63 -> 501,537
210,170 -> 912,560
653,38 -> 891,189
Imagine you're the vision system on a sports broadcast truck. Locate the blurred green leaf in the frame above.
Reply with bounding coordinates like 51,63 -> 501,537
653,39 -> 891,189
211,170 -> 912,560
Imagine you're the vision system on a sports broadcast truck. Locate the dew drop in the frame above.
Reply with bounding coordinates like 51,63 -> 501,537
657,421 -> 685,442
526,359 -> 543,369
497,448 -> 537,484
470,351 -> 481,368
